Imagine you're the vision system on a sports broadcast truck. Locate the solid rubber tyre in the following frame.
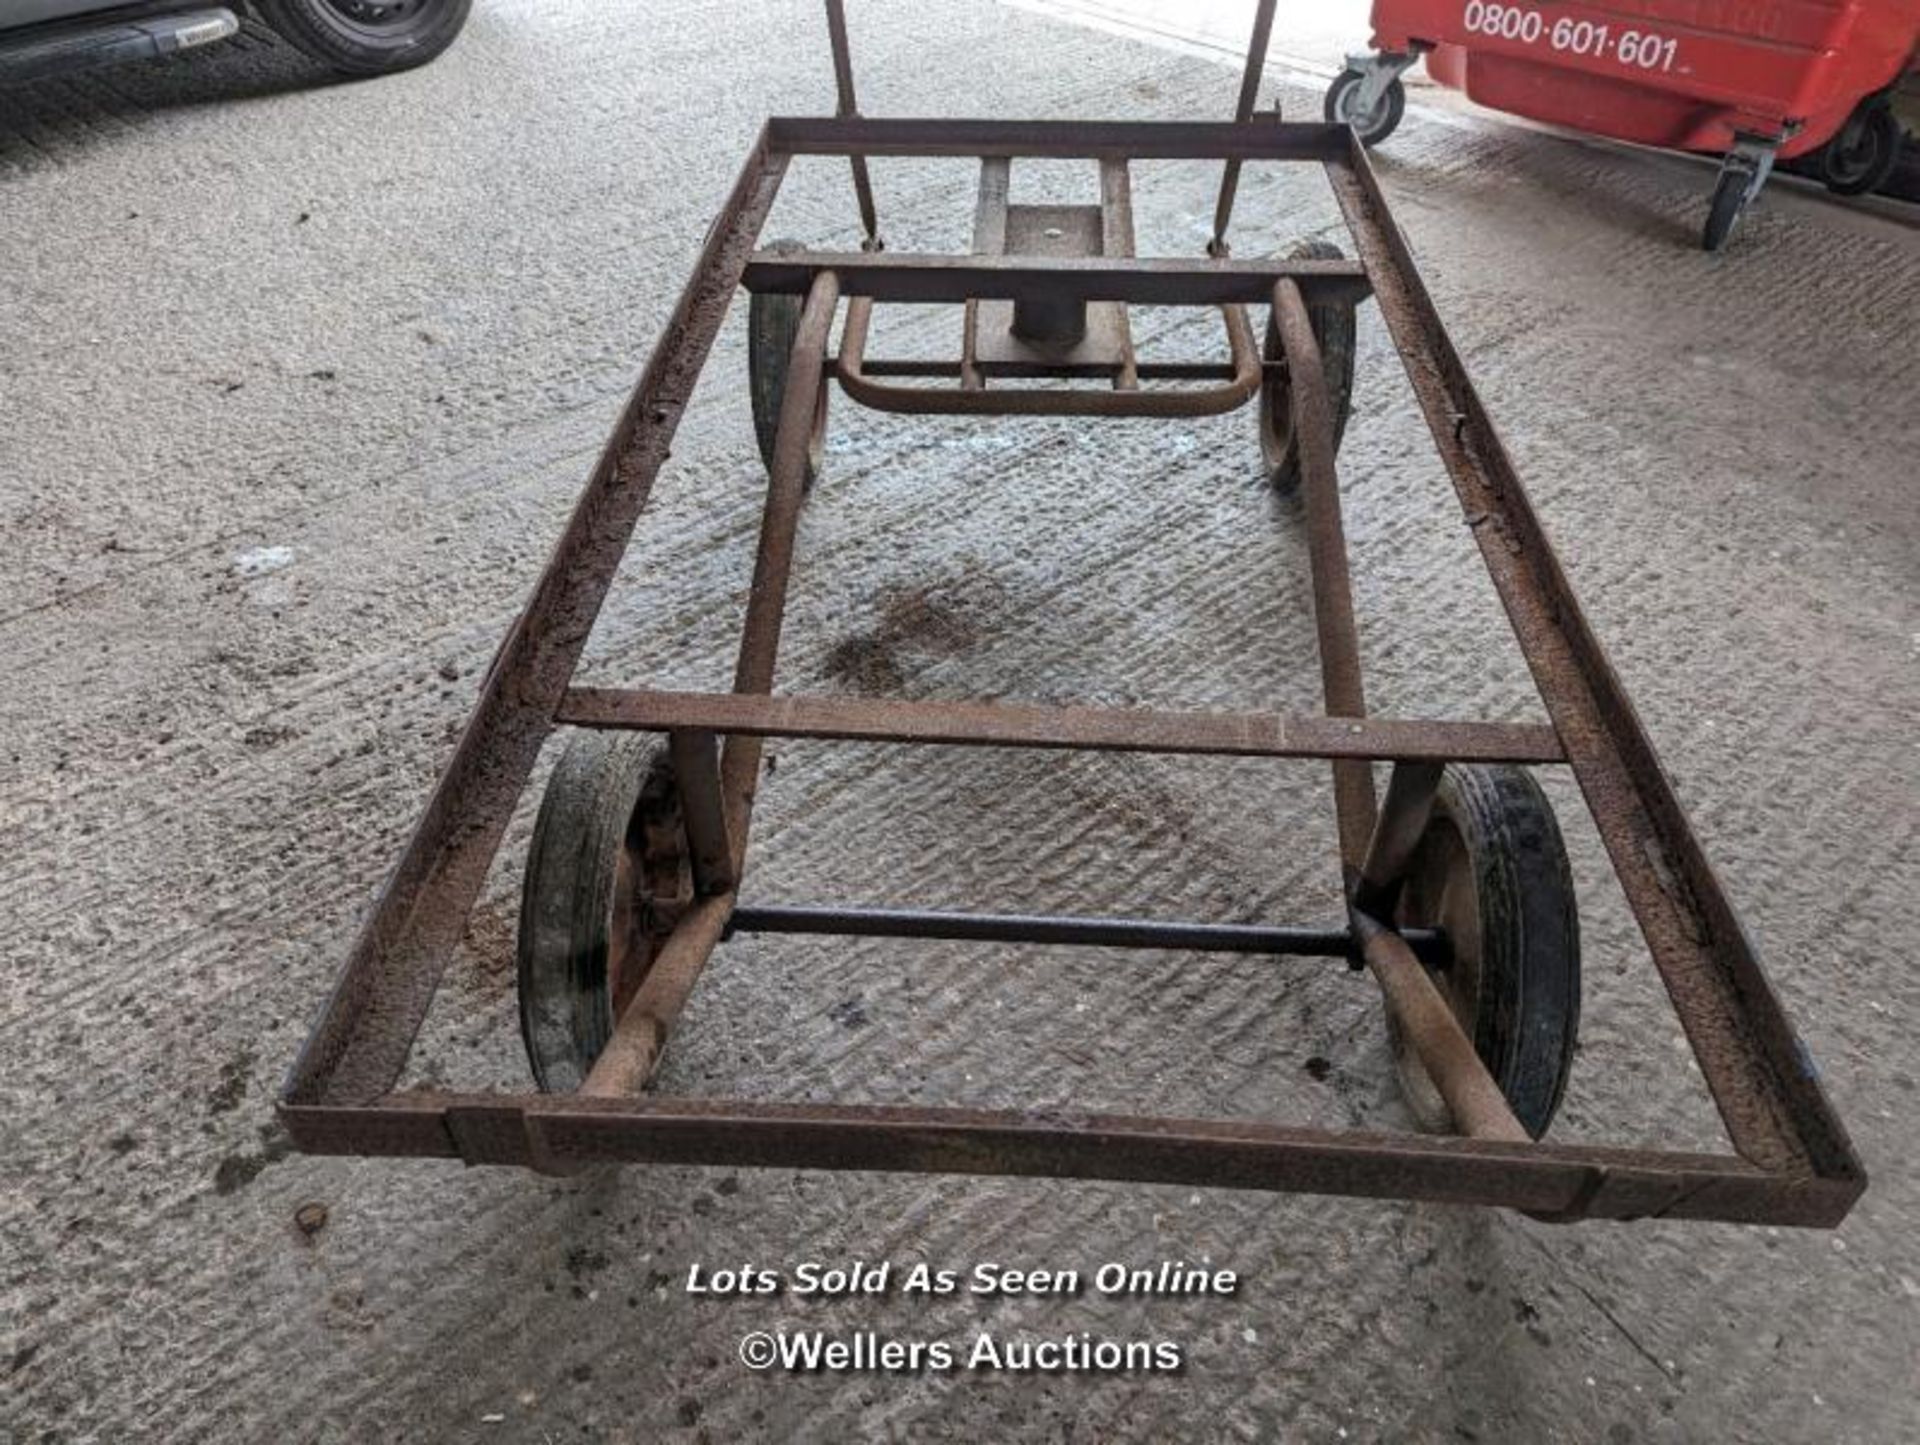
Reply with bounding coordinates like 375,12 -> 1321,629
254,0 -> 471,75
1259,240 -> 1358,496
1324,69 -> 1405,148
1386,764 -> 1581,1139
1702,166 -> 1748,252
517,732 -> 691,1092
748,239 -> 827,489
1817,103 -> 1902,197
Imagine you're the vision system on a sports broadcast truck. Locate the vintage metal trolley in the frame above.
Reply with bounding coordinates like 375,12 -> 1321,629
281,1 -> 1863,1226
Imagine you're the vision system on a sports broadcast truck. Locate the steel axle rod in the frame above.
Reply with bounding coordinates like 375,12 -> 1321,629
723,903 -> 1449,964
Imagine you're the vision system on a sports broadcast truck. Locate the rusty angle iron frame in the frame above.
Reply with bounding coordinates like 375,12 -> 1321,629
279,40 -> 1862,1229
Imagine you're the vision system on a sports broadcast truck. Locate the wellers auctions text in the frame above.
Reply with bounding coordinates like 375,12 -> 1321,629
765,1329 -> 1184,1374
687,1259 -> 1239,1298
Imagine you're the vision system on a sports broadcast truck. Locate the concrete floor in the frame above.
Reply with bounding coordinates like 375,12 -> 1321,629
1008,0 -> 1370,76
3,2 -> 1917,1441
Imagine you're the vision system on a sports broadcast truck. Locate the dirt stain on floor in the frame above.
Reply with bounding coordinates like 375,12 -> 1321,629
823,575 -> 1005,693
211,1123 -> 295,1196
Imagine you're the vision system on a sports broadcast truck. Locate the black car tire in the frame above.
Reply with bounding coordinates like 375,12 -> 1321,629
1817,102 -> 1903,197
254,0 -> 471,76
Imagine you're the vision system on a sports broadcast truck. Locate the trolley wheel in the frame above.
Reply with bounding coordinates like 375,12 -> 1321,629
1702,166 -> 1750,253
517,732 -> 692,1092
1259,240 -> 1358,496
1324,68 -> 1406,148
748,238 -> 828,488
1816,102 -> 1902,197
1386,764 -> 1581,1139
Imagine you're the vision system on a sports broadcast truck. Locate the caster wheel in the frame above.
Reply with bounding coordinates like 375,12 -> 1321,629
1703,166 -> 1750,252
1385,764 -> 1580,1139
517,732 -> 692,1092
1325,68 -> 1406,148
748,238 -> 828,488
1259,240 -> 1358,496
1817,103 -> 1902,197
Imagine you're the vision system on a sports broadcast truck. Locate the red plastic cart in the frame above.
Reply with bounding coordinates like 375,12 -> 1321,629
1326,0 -> 1920,248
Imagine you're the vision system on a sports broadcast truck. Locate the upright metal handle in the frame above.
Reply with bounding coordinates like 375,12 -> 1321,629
824,1 -> 882,249
1209,0 -> 1281,255
826,0 -> 1279,255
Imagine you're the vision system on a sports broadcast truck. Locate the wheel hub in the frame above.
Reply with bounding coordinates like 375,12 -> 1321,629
1388,817 -> 1482,1132
612,760 -> 693,1015
1337,86 -> 1388,132
1827,115 -> 1880,182
322,0 -> 426,28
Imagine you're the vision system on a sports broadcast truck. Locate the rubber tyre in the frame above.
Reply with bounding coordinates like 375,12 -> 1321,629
1258,240 -> 1358,496
1817,104 -> 1902,197
254,0 -> 471,77
1702,167 -> 1747,253
517,733 -> 690,1093
1386,764 -> 1581,1139
1324,69 -> 1405,148
749,239 -> 827,489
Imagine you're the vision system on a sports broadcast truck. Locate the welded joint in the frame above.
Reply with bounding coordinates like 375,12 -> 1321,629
1350,906 -> 1529,1143
444,1101 -> 576,1175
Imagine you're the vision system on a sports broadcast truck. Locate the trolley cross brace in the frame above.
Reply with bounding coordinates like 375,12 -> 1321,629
740,251 -> 1374,306
557,688 -> 1568,764
279,2 -> 1861,1229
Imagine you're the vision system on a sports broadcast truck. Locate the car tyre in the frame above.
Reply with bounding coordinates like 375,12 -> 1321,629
1816,102 -> 1903,197
254,0 -> 472,76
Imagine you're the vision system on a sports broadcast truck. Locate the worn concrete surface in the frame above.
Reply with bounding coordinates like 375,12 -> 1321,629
3,1 -> 1917,1441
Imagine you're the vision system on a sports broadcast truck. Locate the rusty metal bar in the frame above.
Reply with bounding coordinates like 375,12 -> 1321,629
1098,157 -> 1141,389
1272,277 -> 1377,874
1352,762 -> 1443,917
722,267 -> 842,837
847,357 -> 1251,382
1352,909 -> 1529,1142
557,687 -> 1569,764
723,902 -> 1448,964
578,896 -> 732,1099
667,729 -> 733,896
1098,158 -> 1136,258
279,1094 -> 1857,1227
823,0 -> 880,246
971,155 -> 1010,252
1325,139 -> 1860,1186
960,156 -> 1011,390
580,269 -> 841,1100
766,115 -> 1351,160
745,249 -> 1371,306
837,293 -> 1261,418
1209,0 -> 1280,254
281,133 -> 790,1108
